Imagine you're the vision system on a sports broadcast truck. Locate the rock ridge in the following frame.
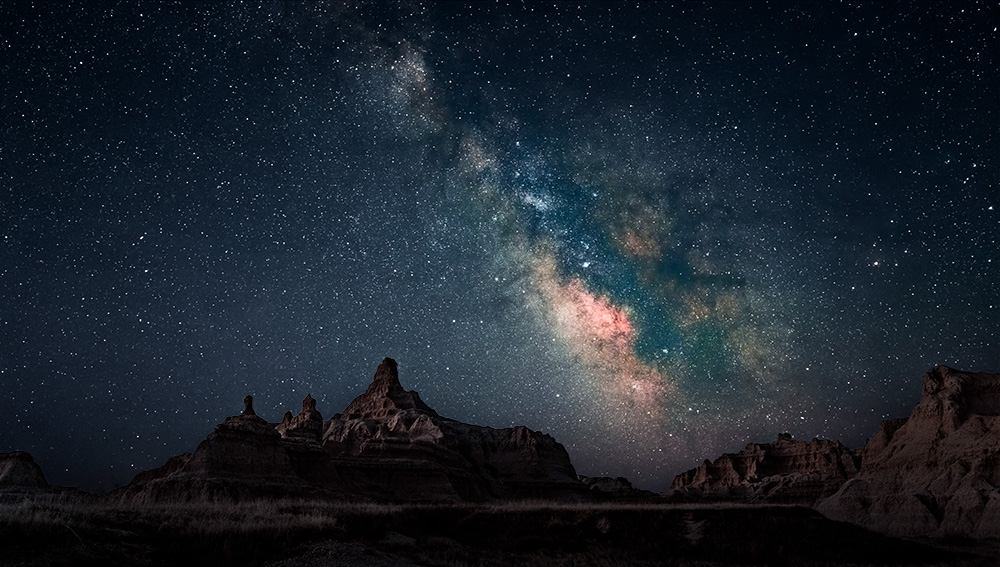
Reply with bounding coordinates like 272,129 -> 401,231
118,357 -> 585,503
668,433 -> 861,505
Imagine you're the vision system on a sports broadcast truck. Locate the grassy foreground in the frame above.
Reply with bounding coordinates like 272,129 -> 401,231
0,498 -> 995,566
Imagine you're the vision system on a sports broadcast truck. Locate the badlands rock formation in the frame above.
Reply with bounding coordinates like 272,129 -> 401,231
819,366 -> 1000,538
0,451 -> 93,503
323,358 -> 583,500
578,475 -> 658,500
668,434 -> 861,505
0,451 -> 49,489
119,358 -> 584,503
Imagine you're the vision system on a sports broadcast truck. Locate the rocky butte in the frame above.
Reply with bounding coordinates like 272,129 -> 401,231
117,357 -> 586,503
0,451 -> 49,490
819,366 -> 1000,538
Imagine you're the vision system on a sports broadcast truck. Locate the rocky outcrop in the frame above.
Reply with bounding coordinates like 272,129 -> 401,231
579,475 -> 658,500
667,434 -> 861,505
119,357 -> 585,503
277,394 -> 324,442
0,451 -> 49,489
322,358 -> 584,501
819,366 -> 1000,538
340,358 -> 437,419
0,451 -> 94,503
118,410 -> 321,504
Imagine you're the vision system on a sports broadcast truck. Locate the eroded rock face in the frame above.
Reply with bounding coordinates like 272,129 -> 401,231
668,434 -> 861,505
340,358 -> 437,419
819,366 -> 1000,538
323,358 -> 584,501
0,451 -> 49,488
578,475 -> 657,500
118,411 -> 319,504
120,357 -> 584,503
277,394 -> 324,442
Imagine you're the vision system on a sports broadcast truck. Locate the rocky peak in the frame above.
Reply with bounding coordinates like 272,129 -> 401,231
0,451 -> 49,488
341,357 -> 437,419
302,394 -> 317,413
243,395 -> 256,416
278,394 -> 324,441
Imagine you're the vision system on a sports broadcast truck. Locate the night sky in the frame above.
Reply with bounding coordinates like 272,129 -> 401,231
2,1 -> 996,493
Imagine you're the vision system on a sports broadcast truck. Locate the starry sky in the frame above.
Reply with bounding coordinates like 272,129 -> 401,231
1,1 -> 997,493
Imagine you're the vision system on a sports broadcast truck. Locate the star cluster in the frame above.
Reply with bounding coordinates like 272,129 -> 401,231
1,1 -> 996,491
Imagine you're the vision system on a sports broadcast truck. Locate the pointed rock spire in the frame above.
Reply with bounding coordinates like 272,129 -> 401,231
303,393 -> 317,413
243,395 -> 256,416
342,357 -> 437,419
277,393 -> 323,441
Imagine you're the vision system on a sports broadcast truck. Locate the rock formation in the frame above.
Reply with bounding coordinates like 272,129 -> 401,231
0,451 -> 49,489
242,394 -> 256,416
119,407 -> 319,503
0,451 -> 94,503
340,359 -> 437,419
819,366 -> 1000,538
276,394 -> 324,442
578,475 -> 658,500
667,434 -> 861,505
119,357 -> 585,503
323,358 -> 583,501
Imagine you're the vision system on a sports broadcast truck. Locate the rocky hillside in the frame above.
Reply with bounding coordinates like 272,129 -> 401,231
818,366 -> 1000,538
118,358 -> 585,503
0,451 -> 49,489
667,434 -> 861,505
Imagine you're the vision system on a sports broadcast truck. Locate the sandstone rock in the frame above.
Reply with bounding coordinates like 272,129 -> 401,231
0,451 -> 49,488
667,433 -> 861,505
819,366 -> 1000,538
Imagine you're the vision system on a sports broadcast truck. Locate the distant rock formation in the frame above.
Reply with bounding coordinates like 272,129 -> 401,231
0,451 -> 49,489
667,434 -> 862,505
819,366 -> 1000,538
118,358 -> 585,503
0,451 -> 94,503
579,475 -> 658,500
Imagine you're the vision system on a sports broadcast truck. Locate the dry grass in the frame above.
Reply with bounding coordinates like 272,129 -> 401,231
0,498 -> 995,567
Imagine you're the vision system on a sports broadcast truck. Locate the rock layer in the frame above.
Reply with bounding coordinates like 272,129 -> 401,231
119,357 -> 584,503
819,366 -> 1000,538
668,434 -> 861,505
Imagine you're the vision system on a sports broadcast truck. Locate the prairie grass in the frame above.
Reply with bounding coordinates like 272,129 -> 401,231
0,498 -> 995,567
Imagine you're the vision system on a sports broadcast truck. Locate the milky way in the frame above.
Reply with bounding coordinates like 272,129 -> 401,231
1,2 -> 996,491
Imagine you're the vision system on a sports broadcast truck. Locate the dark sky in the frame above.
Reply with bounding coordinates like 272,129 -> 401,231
1,1 -> 996,493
